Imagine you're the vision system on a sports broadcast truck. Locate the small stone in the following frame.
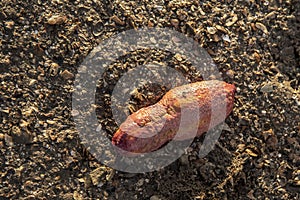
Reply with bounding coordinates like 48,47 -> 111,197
73,191 -> 84,200
253,52 -> 261,62
0,56 -> 10,65
60,69 -> 74,80
89,167 -> 108,186
147,20 -> 154,27
150,195 -> 161,200
47,14 -> 67,25
260,82 -> 274,93
78,65 -> 87,73
245,148 -> 258,157
222,34 -> 231,42
62,193 -> 74,200
110,15 -> 125,26
103,191 -> 109,197
96,124 -> 102,132
136,178 -> 144,187
207,26 -> 217,34
11,126 -> 21,136
261,129 -> 274,140
49,62 -> 60,76
5,20 -> 14,29
225,14 -> 238,26
170,18 -> 179,27
29,79 -> 37,86
46,120 -> 56,125
71,109 -> 79,117
216,25 -> 228,33
226,69 -> 235,78
5,134 -> 13,146
247,190 -> 256,200
255,22 -> 268,34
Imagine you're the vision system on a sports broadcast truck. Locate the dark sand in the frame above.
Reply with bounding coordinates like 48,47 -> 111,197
0,0 -> 299,199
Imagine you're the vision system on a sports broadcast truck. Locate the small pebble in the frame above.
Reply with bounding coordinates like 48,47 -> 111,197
60,69 -> 74,80
150,195 -> 161,200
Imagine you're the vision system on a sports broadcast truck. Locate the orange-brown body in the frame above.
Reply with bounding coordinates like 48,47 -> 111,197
112,80 -> 235,153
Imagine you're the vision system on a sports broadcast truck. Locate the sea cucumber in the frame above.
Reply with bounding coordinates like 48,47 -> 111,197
112,80 -> 235,153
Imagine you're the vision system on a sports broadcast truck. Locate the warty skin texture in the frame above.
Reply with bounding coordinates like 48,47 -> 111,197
112,80 -> 236,154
